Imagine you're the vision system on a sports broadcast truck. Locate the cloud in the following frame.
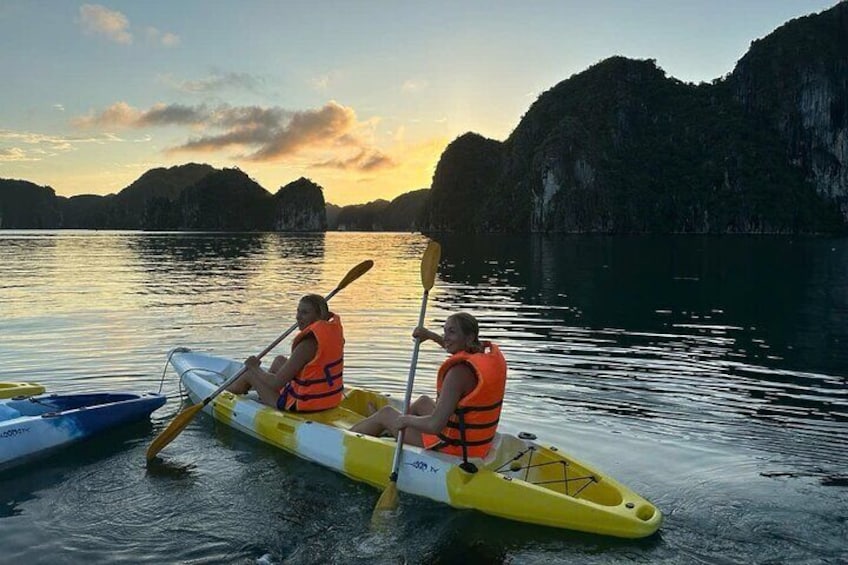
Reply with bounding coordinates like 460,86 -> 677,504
0,128 -> 134,161
146,27 -> 180,47
79,4 -> 132,44
73,101 -> 288,130
78,5 -> 179,47
243,102 -> 357,161
53,104 -> 65,112
311,149 -> 395,171
309,70 -> 346,92
72,101 -> 142,128
1,130 -> 74,152
161,71 -> 265,94
0,147 -> 36,162
140,103 -> 212,126
401,79 -> 429,93
71,100 -> 394,171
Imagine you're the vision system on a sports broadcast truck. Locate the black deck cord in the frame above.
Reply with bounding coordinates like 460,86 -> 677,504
493,446 -> 533,473
457,412 -> 478,474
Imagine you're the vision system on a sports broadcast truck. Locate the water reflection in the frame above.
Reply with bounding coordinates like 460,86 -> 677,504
1,231 -> 846,563
126,232 -> 271,266
432,233 -> 848,476
0,420 -> 155,517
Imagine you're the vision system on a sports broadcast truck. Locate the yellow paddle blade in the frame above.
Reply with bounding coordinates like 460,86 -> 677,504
336,260 -> 374,291
145,402 -> 205,462
372,481 -> 399,521
420,241 -> 441,291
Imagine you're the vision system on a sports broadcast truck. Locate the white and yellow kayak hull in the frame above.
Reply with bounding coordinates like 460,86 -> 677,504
169,349 -> 662,538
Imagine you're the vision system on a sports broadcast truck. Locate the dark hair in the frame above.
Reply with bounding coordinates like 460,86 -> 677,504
448,312 -> 483,353
300,294 -> 330,320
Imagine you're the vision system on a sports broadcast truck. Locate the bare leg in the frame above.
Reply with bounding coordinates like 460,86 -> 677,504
349,401 -> 429,447
227,364 -> 285,408
227,369 -> 255,394
239,371 -> 284,408
410,395 -> 435,416
398,396 -> 434,447
350,405 -> 400,436
269,355 -> 288,373
227,356 -> 287,395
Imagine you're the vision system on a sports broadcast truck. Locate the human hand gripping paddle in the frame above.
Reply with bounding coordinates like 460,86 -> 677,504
145,259 -> 374,463
372,241 -> 441,519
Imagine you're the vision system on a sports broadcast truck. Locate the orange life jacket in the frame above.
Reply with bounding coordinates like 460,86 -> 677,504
278,314 -> 344,412
430,342 -> 507,459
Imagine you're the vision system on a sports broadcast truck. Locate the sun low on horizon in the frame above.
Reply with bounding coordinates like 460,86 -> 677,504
0,0 -> 840,206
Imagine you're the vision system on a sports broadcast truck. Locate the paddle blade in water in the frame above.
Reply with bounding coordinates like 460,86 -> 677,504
372,481 -> 399,522
146,402 -> 205,462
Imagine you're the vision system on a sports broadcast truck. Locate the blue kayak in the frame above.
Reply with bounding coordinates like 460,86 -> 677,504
0,392 -> 166,471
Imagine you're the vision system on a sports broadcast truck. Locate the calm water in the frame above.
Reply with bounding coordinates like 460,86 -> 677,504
0,231 -> 846,564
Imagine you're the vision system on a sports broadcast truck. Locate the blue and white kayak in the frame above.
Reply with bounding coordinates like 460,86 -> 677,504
0,392 -> 166,471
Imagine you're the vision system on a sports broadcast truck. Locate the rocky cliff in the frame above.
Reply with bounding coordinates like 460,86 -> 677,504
0,179 -> 59,228
2,164 -> 427,231
178,168 -> 275,230
327,189 -> 429,231
422,133 -> 504,232
424,3 -> 848,234
274,177 -> 327,231
730,1 -> 848,219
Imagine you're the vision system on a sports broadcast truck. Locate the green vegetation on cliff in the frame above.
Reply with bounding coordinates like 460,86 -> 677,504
0,179 -> 59,228
274,177 -> 327,231
427,53 -> 844,234
328,189 -> 428,231
424,2 -> 847,234
422,134 -> 503,232
730,2 -> 848,220
178,168 -> 275,230
1,165 -> 426,232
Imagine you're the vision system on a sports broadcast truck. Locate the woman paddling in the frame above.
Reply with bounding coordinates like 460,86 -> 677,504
227,294 -> 344,412
351,312 -> 507,460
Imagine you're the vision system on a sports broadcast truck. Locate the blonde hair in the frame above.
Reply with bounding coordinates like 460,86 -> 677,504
448,312 -> 483,353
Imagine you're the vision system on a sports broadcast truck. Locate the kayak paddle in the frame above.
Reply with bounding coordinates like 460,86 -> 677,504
145,259 -> 374,462
373,241 -> 440,518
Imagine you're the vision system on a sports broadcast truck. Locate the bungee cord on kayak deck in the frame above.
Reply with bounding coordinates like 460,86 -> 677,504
494,445 -> 599,497
154,349 -> 194,416
158,347 -> 186,395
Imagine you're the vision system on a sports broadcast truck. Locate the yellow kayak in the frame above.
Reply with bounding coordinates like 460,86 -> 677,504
170,349 -> 662,538
0,382 -> 45,399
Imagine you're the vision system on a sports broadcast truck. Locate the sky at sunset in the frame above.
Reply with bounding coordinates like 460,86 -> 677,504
0,1 -> 839,205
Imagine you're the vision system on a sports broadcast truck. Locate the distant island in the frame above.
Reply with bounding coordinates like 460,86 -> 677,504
0,166 -> 430,232
2,2 -> 846,234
